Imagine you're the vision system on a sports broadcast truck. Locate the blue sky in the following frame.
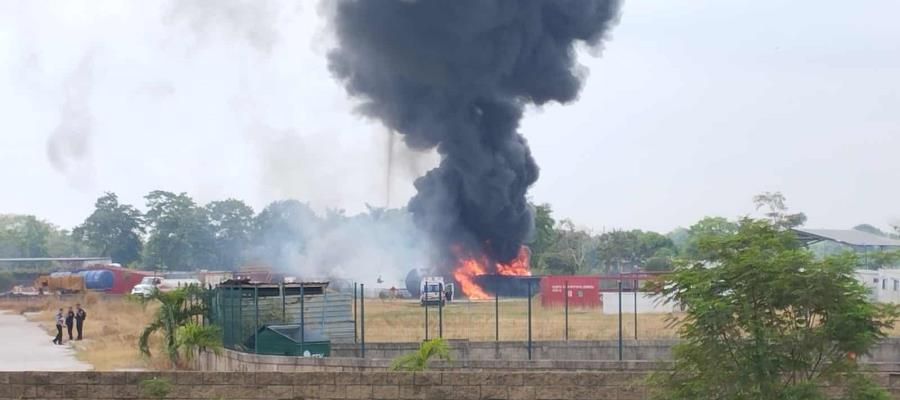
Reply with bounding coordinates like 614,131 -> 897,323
1,0 -> 898,233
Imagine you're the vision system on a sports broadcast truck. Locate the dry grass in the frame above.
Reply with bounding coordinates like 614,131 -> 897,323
361,298 -> 680,342
0,293 -> 171,370
12,294 -> 899,370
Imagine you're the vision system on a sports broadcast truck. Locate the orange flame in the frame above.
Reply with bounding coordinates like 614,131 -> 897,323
452,245 -> 531,300
452,256 -> 491,300
496,246 -> 532,277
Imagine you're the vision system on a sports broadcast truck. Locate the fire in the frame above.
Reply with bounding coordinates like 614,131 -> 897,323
452,256 -> 491,300
496,246 -> 532,276
452,245 -> 531,300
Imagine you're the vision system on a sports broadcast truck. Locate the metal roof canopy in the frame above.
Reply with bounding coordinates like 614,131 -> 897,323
0,257 -> 111,262
793,228 -> 900,248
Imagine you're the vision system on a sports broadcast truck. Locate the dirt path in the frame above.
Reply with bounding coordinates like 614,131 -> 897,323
0,310 -> 91,371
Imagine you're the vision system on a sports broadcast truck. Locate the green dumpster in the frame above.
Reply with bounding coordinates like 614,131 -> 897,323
249,324 -> 331,357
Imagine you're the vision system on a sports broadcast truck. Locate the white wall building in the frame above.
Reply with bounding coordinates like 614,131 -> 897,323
857,269 -> 900,303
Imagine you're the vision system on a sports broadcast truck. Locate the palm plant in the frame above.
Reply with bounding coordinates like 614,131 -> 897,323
138,286 -> 220,367
177,322 -> 222,361
390,338 -> 452,371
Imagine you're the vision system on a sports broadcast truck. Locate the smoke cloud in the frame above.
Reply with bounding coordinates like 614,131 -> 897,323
246,200 -> 430,288
327,0 -> 621,269
46,51 -> 96,187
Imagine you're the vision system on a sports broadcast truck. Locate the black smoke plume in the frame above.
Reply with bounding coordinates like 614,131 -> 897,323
327,0 -> 621,269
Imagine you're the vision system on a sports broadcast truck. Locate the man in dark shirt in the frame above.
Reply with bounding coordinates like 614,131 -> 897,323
65,307 -> 75,341
75,303 -> 87,340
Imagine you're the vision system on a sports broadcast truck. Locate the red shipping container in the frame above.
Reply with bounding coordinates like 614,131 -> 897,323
540,275 -> 600,308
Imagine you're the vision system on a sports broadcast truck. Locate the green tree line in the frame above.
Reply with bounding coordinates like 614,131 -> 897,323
3,190 -> 896,273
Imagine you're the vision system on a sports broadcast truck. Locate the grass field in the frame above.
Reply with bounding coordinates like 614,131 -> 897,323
361,298 -> 679,342
5,292 -> 900,370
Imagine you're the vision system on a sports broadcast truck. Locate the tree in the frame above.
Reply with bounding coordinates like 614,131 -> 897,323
683,216 -> 738,260
596,229 -> 675,272
74,192 -> 144,265
528,203 -> 557,270
753,191 -> 807,228
543,219 -> 595,274
649,218 -> 898,400
0,214 -> 51,258
138,286 -> 220,367
143,191 -> 215,270
249,200 -> 320,269
205,199 -> 254,269
46,228 -> 90,258
854,224 -> 886,237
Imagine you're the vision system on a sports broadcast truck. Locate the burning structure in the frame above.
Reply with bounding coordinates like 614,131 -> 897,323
327,0 -> 621,298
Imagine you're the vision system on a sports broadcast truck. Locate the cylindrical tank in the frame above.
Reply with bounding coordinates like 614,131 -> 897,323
405,269 -> 421,298
79,270 -> 114,290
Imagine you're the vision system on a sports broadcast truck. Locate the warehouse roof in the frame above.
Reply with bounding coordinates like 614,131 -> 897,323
793,228 -> 900,247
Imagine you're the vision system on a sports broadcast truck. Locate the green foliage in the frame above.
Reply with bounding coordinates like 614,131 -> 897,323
596,229 -> 676,272
390,338 -> 452,371
74,192 -> 144,265
176,322 -> 222,361
143,191 -> 216,270
250,199 -> 319,267
0,272 -> 14,292
528,203 -> 557,270
138,286 -> 218,367
0,214 -> 51,257
649,218 -> 898,400
138,377 -> 173,399
206,199 -> 254,269
682,216 -> 738,260
854,224 -> 887,237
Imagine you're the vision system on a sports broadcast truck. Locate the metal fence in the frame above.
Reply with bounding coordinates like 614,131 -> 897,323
206,283 -> 355,352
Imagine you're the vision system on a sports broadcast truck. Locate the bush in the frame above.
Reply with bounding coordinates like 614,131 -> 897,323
390,338 -> 452,371
138,377 -> 172,399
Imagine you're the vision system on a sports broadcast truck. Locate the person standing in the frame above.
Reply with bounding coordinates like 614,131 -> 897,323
52,308 -> 64,345
65,307 -> 75,341
74,303 -> 87,340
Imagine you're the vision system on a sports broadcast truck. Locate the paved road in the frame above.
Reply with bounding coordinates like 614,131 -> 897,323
0,310 -> 91,371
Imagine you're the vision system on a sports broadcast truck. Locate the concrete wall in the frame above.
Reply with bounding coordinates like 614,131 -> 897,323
193,348 -> 671,372
4,369 -> 900,400
325,338 -> 900,363
0,370 -> 651,400
329,340 -> 677,361
600,293 -> 678,315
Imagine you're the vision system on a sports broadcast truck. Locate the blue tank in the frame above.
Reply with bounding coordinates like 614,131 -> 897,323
79,270 -> 114,290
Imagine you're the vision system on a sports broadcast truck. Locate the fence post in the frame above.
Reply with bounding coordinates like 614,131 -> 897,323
564,280 -> 569,341
353,282 -> 358,343
321,290 -> 327,332
495,293 -> 499,358
438,283 -> 443,339
238,285 -> 243,350
280,282 -> 286,324
300,283 -> 305,355
254,285 -> 259,354
617,280 -> 623,361
633,279 -> 638,340
360,283 -> 366,358
527,281 -> 533,361
424,283 -> 429,341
